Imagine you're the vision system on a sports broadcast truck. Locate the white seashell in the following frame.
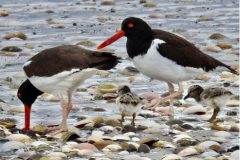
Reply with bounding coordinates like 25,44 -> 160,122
153,140 -> 176,149
178,146 -> 199,157
102,144 -> 122,152
213,131 -> 231,138
162,154 -> 182,160
31,141 -> 48,147
0,141 -> 24,152
118,151 -> 129,155
131,137 -> 140,142
47,152 -> 67,160
229,150 -> 240,160
61,145 -> 73,152
112,135 -> 130,141
123,132 -> 136,137
99,125 -> 114,132
6,134 -> 32,143
183,106 -> 206,114
127,142 -> 140,149
173,134 -> 194,143
77,149 -> 95,156
197,141 -> 221,151
201,150 -> 219,157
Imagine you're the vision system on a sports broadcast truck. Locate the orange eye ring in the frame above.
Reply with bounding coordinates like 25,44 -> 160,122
128,23 -> 134,28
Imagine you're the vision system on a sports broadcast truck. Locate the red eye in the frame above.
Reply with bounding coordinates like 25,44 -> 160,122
128,23 -> 134,28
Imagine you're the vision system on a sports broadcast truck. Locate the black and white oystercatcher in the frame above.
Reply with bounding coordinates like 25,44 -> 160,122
184,85 -> 233,123
116,85 -> 142,126
97,17 -> 238,119
17,45 -> 119,134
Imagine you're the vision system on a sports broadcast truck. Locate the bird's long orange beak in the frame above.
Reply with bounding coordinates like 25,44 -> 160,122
24,104 -> 31,131
97,30 -> 125,50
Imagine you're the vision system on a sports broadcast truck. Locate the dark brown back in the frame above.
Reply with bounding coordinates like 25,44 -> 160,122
24,45 -> 120,77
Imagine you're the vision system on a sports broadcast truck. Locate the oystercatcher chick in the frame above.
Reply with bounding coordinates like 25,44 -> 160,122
17,45 -> 119,134
97,17 -> 238,119
184,85 -> 233,123
116,85 -> 142,126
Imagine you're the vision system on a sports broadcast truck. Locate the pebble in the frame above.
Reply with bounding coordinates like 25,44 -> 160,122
143,3 -> 156,7
152,140 -> 176,148
209,33 -> 226,39
178,146 -> 200,157
3,32 -> 27,40
77,149 -> 95,157
0,141 -> 24,152
139,137 -> 159,146
127,143 -> 138,152
47,152 -> 67,160
6,134 -> 32,143
101,0 -> 115,5
183,105 -> 206,114
217,42 -> 232,49
32,124 -> 48,135
201,150 -> 219,157
197,141 -> 221,151
137,144 -> 150,153
122,125 -> 137,133
2,46 -> 22,52
0,118 -> 16,129
31,141 -> 48,147
77,40 -> 96,47
0,10 -> 9,17
112,134 -> 130,141
102,144 -> 122,152
98,84 -> 118,93
162,154 -> 183,160
71,143 -> 99,152
229,150 -> 239,160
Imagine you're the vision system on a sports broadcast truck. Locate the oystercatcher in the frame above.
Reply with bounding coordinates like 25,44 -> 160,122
116,85 -> 142,126
17,45 -> 119,134
97,17 -> 238,119
184,85 -> 233,123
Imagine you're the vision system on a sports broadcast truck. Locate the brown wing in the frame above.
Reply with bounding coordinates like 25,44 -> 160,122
153,29 -> 238,74
119,93 -> 141,106
24,45 -> 120,77
201,88 -> 232,99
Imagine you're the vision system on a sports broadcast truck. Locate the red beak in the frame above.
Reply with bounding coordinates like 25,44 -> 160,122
97,30 -> 125,50
24,104 -> 31,131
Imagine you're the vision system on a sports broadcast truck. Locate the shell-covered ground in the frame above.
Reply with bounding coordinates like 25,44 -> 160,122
0,0 -> 239,160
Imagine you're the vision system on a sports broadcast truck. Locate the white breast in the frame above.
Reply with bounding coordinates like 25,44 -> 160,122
132,39 -> 204,83
28,68 -> 98,97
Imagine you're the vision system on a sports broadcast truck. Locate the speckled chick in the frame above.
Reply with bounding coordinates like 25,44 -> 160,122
116,85 -> 142,126
184,85 -> 233,123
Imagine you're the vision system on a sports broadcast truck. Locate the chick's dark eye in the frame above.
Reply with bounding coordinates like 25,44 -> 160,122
128,23 -> 134,28
17,93 -> 21,98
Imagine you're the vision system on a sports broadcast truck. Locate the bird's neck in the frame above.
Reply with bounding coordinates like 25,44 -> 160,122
126,33 -> 154,59
195,95 -> 201,102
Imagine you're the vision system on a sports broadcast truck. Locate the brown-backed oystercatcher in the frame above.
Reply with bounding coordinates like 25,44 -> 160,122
97,17 -> 238,119
17,45 -> 119,134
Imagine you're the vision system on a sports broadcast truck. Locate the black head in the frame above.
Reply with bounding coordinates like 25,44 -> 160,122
17,79 -> 43,107
184,85 -> 204,101
118,85 -> 131,95
121,17 -> 153,39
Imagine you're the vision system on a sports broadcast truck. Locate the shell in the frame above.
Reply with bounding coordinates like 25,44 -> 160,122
102,144 -> 122,152
178,147 -> 199,157
6,134 -> 32,143
162,154 -> 182,160
183,106 -> 206,114
197,141 -> 221,151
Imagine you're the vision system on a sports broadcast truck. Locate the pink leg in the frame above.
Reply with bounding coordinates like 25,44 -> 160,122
49,92 -> 73,135
143,83 -> 184,119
